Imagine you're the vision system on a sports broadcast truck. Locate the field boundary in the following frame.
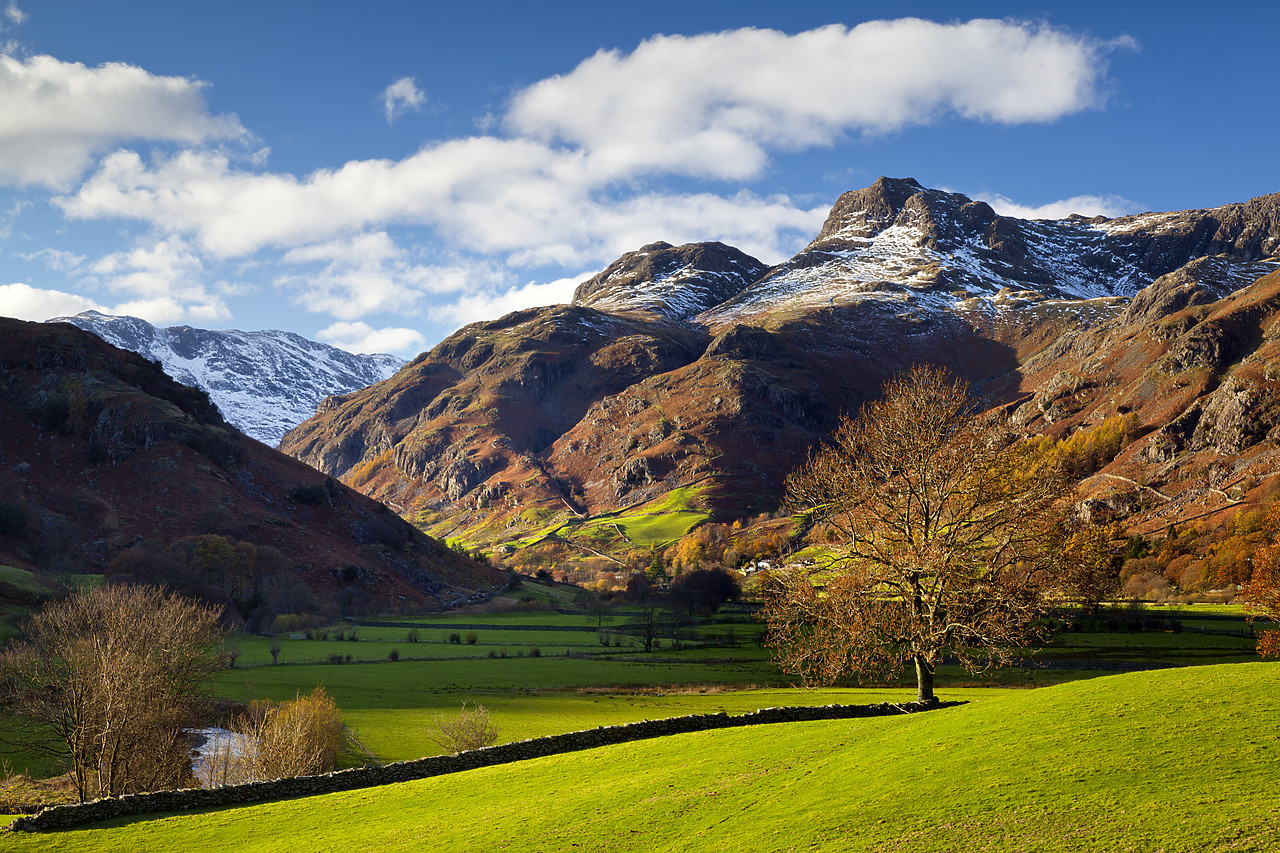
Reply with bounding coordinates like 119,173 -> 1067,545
7,700 -> 960,833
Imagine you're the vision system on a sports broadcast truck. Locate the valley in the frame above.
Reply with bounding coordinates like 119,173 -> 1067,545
5,7 -> 1280,851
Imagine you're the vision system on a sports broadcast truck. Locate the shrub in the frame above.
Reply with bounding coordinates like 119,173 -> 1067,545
388,648 -> 400,662
529,646 -> 541,658
448,632 -> 462,645
429,701 -> 499,754
406,628 -> 420,643
464,632 -> 478,645
207,687 -> 344,785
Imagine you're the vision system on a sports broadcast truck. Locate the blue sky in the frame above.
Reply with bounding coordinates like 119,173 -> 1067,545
0,0 -> 1276,355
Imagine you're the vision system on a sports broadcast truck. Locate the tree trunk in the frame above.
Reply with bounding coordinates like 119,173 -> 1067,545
914,655 -> 935,703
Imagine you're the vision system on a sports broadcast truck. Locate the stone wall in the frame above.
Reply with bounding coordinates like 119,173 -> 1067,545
8,700 -> 958,832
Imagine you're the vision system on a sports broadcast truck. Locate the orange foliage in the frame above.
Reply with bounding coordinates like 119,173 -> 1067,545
1239,506 -> 1280,656
1026,413 -> 1142,478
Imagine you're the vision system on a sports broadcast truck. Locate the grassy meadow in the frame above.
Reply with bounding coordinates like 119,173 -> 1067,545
7,662 -> 1277,852
0,596 -> 1272,851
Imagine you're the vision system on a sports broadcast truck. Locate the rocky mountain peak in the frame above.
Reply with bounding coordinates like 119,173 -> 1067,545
700,179 -> 1280,327
814,176 -> 928,240
571,241 -> 770,320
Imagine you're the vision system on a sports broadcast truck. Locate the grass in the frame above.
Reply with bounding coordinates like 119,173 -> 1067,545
214,654 -> 791,761
0,566 -> 55,597
201,603 -> 1267,765
507,484 -> 715,552
9,662 -> 1277,851
1,604 -> 1265,778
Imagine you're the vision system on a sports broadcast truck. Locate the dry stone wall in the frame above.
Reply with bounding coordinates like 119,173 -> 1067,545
9,699 -> 958,832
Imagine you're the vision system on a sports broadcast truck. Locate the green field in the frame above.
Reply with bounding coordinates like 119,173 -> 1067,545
8,662 -> 1277,852
2,603 -> 1264,776
506,484 -> 715,552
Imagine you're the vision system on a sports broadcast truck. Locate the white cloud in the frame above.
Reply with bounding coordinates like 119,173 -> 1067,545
3,3 -> 25,26
508,20 -> 1125,182
0,53 -> 243,187
979,192 -> 1140,220
0,281 -> 104,320
61,20 -> 1120,269
51,19 -> 1135,333
437,274 -> 586,328
316,320 -> 424,356
381,76 -> 425,123
90,236 -> 228,324
275,233 -> 514,320
20,246 -> 85,271
64,145 -> 824,268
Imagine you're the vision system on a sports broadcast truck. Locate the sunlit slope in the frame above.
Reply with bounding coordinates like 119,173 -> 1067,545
15,663 -> 1280,852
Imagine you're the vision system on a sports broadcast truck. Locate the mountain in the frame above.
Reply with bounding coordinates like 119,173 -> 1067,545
278,178 -> 1280,564
0,317 -> 502,626
46,312 -> 405,446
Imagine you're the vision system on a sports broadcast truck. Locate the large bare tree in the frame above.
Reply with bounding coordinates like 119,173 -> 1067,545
764,365 -> 1069,701
0,584 -> 225,801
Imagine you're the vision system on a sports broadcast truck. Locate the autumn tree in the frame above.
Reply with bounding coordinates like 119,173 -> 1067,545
0,584 -> 225,801
1239,505 -> 1280,656
1054,521 -> 1123,617
763,366 -> 1068,701
669,568 -> 740,617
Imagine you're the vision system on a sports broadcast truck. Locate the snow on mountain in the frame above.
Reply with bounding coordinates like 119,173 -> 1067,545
572,241 -> 770,320
698,178 -> 1280,327
46,312 -> 405,446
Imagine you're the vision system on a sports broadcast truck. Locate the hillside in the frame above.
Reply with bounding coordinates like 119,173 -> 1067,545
12,662 -> 1277,851
0,318 -> 502,626
48,312 -> 405,446
279,178 -> 1280,562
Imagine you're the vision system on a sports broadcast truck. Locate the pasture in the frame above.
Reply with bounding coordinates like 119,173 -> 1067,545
8,662 -> 1277,852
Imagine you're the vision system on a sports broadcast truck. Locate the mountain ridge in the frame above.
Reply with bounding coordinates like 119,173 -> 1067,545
0,317 -> 500,623
278,177 -> 1280,573
46,311 -> 405,447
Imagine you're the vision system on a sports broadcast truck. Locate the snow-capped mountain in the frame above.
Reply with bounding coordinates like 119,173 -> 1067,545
46,312 -> 405,446
571,241 -> 771,320
279,177 -> 1280,552
699,177 -> 1280,326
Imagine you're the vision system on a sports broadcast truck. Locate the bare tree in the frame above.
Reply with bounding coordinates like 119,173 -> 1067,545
429,701 -> 500,754
0,584 -> 225,801
764,366 -> 1068,701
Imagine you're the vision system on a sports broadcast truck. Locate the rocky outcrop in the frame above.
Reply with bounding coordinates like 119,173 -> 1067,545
572,241 -> 770,320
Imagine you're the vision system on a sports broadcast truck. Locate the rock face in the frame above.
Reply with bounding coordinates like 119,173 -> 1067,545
0,318 -> 501,612
279,178 -> 1280,550
572,241 -> 770,320
701,177 -> 1280,327
47,312 -> 404,446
